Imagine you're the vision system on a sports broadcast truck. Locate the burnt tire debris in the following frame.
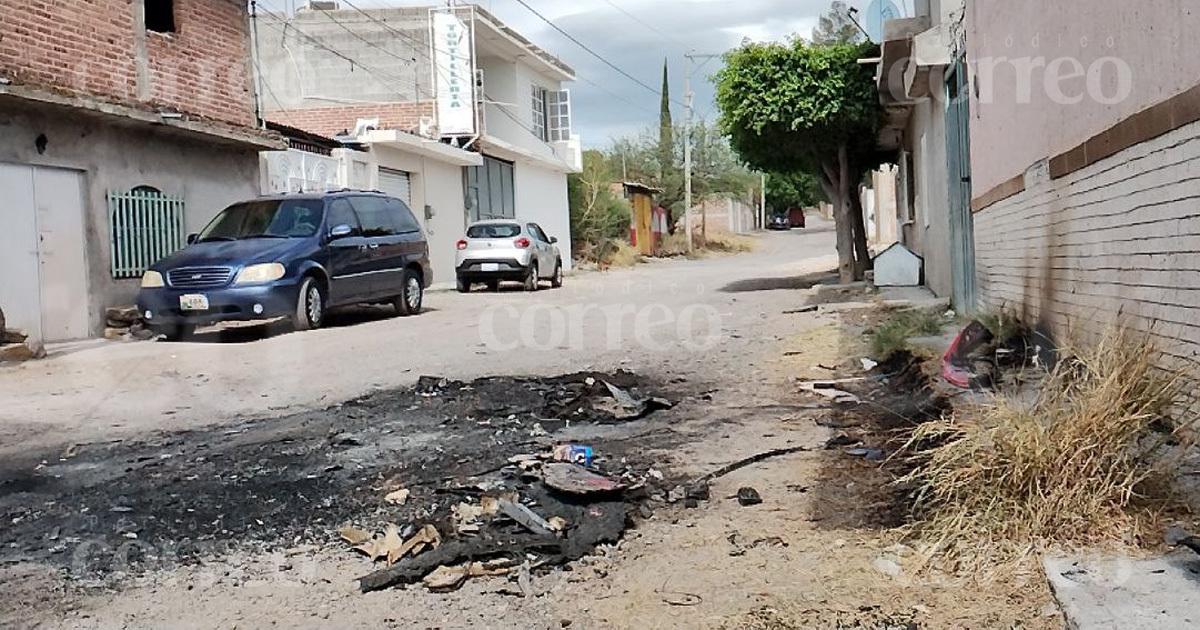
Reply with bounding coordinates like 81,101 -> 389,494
0,371 -> 684,590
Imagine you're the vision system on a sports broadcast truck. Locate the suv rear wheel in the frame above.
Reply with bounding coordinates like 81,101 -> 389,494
551,260 -> 564,288
394,268 -> 423,316
523,261 -> 539,292
456,277 -> 470,293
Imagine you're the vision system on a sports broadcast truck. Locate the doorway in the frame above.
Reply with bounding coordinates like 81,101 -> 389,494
0,164 -> 90,343
944,54 -> 977,311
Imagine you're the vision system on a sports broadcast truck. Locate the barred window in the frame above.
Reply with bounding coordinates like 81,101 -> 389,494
107,186 -> 186,279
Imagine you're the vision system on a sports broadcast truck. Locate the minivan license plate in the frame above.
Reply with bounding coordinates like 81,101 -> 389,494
481,263 -> 500,272
179,294 -> 209,311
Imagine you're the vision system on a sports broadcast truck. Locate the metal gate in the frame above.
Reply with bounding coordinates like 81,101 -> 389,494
378,168 -> 411,206
944,55 -> 977,311
0,163 -> 90,343
107,188 -> 187,279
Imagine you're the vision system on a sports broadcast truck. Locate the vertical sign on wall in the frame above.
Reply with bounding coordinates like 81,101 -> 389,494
431,9 -> 476,136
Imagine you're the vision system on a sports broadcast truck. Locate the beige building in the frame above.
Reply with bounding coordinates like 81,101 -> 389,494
873,0 -> 969,303
966,0 -> 1200,360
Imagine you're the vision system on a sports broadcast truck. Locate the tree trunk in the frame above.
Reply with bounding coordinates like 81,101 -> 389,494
818,165 -> 854,283
836,145 -> 859,283
848,189 -> 872,275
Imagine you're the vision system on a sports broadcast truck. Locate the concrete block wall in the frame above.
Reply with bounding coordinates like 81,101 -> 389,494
0,0 -> 256,127
974,119 -> 1200,366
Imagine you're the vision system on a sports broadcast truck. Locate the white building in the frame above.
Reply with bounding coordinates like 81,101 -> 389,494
256,3 -> 581,286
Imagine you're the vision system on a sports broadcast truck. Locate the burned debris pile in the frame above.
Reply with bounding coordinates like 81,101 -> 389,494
0,371 -> 681,586
338,372 -> 681,593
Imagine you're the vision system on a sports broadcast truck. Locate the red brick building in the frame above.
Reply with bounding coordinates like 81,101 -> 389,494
0,0 -> 283,344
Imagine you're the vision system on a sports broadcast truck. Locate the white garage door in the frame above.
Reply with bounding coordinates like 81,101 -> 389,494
378,168 -> 411,206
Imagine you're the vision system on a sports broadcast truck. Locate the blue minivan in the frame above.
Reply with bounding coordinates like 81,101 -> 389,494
137,191 -> 431,340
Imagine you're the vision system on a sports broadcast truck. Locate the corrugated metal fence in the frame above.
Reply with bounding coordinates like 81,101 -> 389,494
107,188 -> 186,279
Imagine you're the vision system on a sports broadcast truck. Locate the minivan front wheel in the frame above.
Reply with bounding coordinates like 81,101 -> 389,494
293,276 -> 325,331
394,268 -> 423,316
157,323 -> 196,342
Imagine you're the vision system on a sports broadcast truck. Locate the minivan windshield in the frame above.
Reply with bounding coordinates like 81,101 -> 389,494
467,223 -> 521,238
197,199 -> 325,242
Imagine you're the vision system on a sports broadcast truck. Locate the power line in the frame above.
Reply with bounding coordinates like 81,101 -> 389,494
510,0 -> 685,108
573,74 -> 658,116
596,0 -> 687,50
302,2 -> 419,67
255,10 -> 419,98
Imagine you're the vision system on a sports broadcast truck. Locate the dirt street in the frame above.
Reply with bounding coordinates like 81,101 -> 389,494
0,223 -> 1056,629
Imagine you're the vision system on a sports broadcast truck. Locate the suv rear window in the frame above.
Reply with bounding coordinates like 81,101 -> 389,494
467,223 -> 521,238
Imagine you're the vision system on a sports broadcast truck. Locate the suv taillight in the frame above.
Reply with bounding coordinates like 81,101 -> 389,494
514,237 -> 531,249
456,239 -> 468,250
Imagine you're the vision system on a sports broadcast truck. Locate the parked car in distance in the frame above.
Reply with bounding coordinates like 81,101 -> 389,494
768,213 -> 791,230
787,206 -> 807,228
137,191 -> 431,341
455,220 -> 563,292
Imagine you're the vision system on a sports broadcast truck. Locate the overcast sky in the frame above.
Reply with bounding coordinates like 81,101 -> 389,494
290,0 -> 894,147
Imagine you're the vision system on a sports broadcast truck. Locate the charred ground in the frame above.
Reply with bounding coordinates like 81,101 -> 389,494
0,372 -> 690,581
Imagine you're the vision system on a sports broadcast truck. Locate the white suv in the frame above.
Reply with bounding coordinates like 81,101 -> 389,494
454,220 -> 564,292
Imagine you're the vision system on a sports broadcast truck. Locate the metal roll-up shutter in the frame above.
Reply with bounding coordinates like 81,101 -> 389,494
378,168 -> 411,206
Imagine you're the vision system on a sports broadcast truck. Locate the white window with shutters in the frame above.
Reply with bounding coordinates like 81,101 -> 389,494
531,85 -> 547,141
547,89 -> 571,142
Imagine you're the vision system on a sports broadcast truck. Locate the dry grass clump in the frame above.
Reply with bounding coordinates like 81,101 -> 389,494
902,325 -> 1192,554
655,232 -> 691,257
696,232 -> 755,254
870,307 -> 946,359
604,240 -> 643,268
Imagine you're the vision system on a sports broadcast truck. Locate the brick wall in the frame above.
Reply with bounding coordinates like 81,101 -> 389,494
0,0 -> 255,127
0,0 -> 139,100
144,0 -> 255,127
267,102 -> 435,138
974,119 -> 1200,368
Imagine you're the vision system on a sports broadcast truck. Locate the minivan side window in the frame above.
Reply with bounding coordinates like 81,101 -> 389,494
326,198 -> 361,236
386,198 -> 421,233
350,196 -> 397,237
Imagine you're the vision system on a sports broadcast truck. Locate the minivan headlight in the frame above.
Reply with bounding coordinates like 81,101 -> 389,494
234,263 -> 286,285
141,270 -> 165,288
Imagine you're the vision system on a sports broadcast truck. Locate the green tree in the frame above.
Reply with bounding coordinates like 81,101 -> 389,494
714,38 -> 882,281
766,171 -> 824,213
811,1 -> 863,45
658,60 -> 674,181
568,150 -> 632,261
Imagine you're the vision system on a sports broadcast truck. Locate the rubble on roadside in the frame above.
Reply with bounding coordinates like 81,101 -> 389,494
104,306 -> 156,341
319,373 -> 686,594
0,305 -> 41,362
343,443 -> 657,594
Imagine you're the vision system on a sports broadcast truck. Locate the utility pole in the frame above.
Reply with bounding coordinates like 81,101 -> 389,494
760,172 -> 767,229
250,0 -> 266,129
683,55 -> 693,253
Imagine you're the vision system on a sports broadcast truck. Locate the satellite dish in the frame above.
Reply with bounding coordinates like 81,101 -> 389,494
864,0 -> 903,42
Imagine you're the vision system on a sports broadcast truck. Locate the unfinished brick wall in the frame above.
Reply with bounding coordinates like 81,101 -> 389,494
973,119 -> 1200,368
267,102 -> 436,138
144,0 -> 256,127
0,0 -> 139,100
0,0 -> 255,127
